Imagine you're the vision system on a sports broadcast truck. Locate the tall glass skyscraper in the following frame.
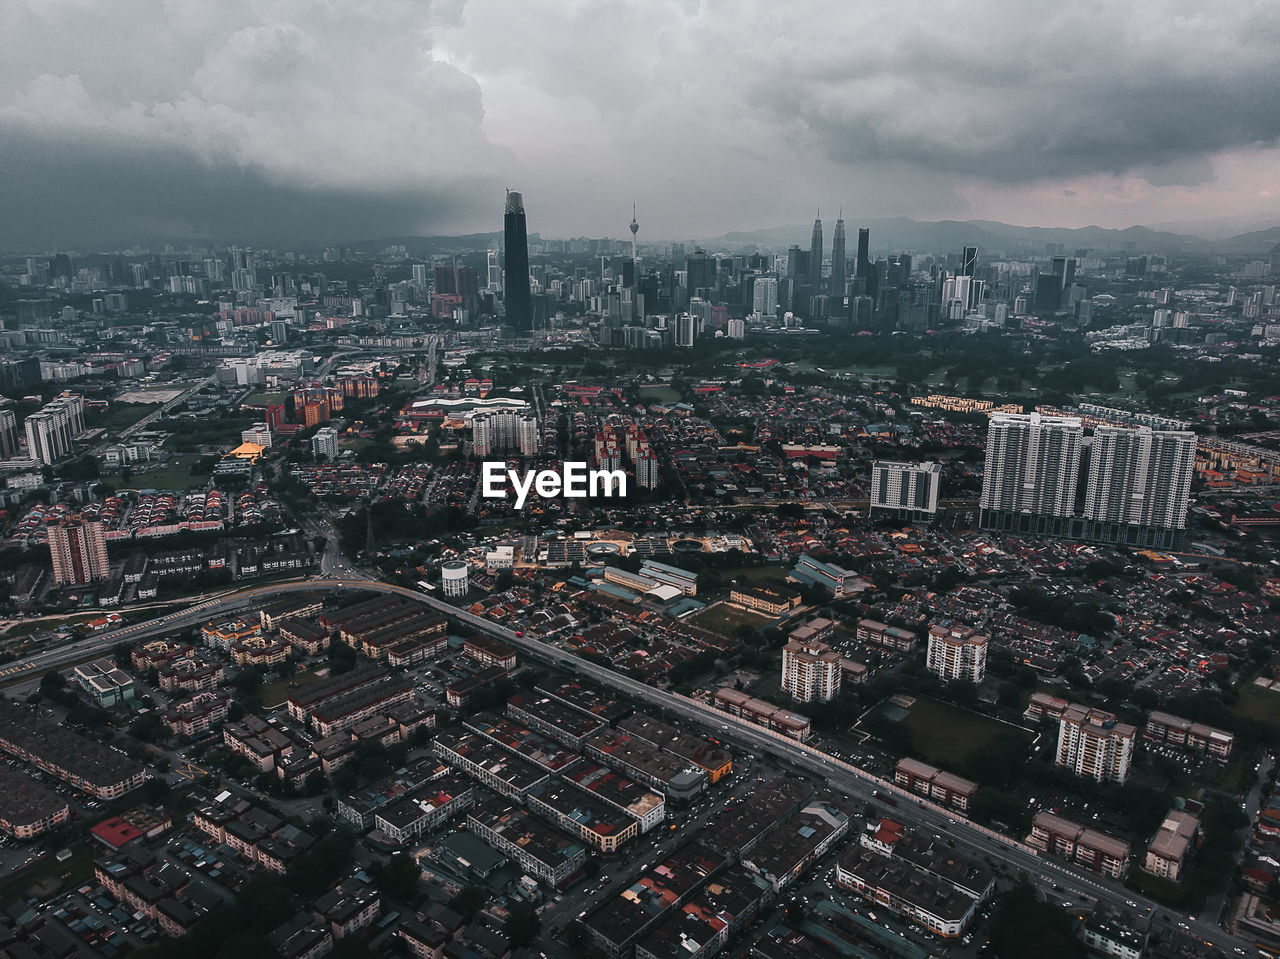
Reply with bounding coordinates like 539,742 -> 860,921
503,190 -> 532,330
830,213 -> 847,298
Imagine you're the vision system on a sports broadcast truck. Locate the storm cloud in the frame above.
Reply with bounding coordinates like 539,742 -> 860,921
2,0 -> 1279,246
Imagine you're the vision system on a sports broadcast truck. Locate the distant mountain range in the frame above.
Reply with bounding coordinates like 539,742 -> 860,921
701,218 -> 1280,256
346,218 -> 1280,257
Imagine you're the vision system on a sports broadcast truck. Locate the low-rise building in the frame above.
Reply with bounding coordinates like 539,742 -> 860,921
835,821 -> 993,939
527,779 -> 638,853
1144,710 -> 1234,759
0,766 -> 70,838
466,800 -> 587,888
1080,904 -> 1149,959
0,700 -> 146,800
855,619 -> 918,652
201,619 -> 261,652
712,688 -> 812,741
161,691 -> 230,739
893,758 -> 979,813
462,635 -> 518,670
72,657 -> 135,707
728,586 -> 801,616
1027,811 -> 1131,878
617,713 -> 733,783
1142,810 -> 1200,882
314,877 -> 381,939
434,730 -> 551,799
373,775 -> 474,845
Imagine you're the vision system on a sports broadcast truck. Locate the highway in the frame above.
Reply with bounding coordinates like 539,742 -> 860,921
0,574 -> 1255,954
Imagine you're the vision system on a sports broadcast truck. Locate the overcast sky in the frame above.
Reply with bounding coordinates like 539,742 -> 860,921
4,0 -> 1280,248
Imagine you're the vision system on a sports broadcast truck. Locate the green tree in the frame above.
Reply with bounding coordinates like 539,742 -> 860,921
987,879 -> 1085,959
503,903 -> 542,948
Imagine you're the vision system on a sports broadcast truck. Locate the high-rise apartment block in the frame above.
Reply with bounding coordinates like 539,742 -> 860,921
781,638 -> 842,702
1055,705 -> 1136,784
23,393 -> 86,466
871,460 -> 942,521
925,625 -> 988,684
0,408 -> 18,459
980,412 -> 1082,532
979,412 -> 1195,548
472,410 -> 539,458
311,426 -> 339,462
48,518 -> 110,587
1082,426 -> 1195,548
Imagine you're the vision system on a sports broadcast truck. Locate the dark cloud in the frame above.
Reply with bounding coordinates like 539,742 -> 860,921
0,132 -> 494,249
2,0 -> 1280,243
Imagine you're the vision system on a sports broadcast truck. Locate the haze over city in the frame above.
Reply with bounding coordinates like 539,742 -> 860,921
5,0 -> 1280,246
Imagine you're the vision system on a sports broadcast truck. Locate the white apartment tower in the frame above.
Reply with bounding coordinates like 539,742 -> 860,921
472,410 -> 539,458
753,277 -> 779,315
871,460 -> 942,520
1055,704 -> 1136,784
1084,426 -> 1196,537
311,426 -> 339,462
925,625 -> 988,684
781,639 -> 843,703
979,412 -> 1083,534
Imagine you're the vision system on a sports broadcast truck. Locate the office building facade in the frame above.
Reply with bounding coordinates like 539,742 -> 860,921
503,190 -> 533,330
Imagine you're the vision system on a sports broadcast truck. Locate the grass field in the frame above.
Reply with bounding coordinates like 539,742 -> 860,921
637,386 -> 683,404
898,696 -> 1033,766
124,455 -> 210,492
262,667 -> 328,709
717,564 -> 793,586
689,603 -> 772,636
1233,684 -> 1280,732
0,834 -> 97,906
243,392 -> 290,407
90,402 -> 161,433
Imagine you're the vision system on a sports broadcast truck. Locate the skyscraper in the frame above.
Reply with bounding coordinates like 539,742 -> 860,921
686,249 -> 713,297
961,245 -> 979,310
0,408 -> 18,460
629,204 -> 639,262
503,190 -> 532,330
1082,426 -> 1196,547
752,277 -> 778,315
808,211 -> 824,288
48,518 -> 110,587
856,228 -> 870,280
979,412 -> 1083,534
829,212 -> 848,298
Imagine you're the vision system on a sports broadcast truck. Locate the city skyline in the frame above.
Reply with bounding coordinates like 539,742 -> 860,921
5,1 -> 1280,247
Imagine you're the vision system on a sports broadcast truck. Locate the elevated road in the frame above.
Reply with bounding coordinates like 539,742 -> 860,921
0,575 -> 1253,954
